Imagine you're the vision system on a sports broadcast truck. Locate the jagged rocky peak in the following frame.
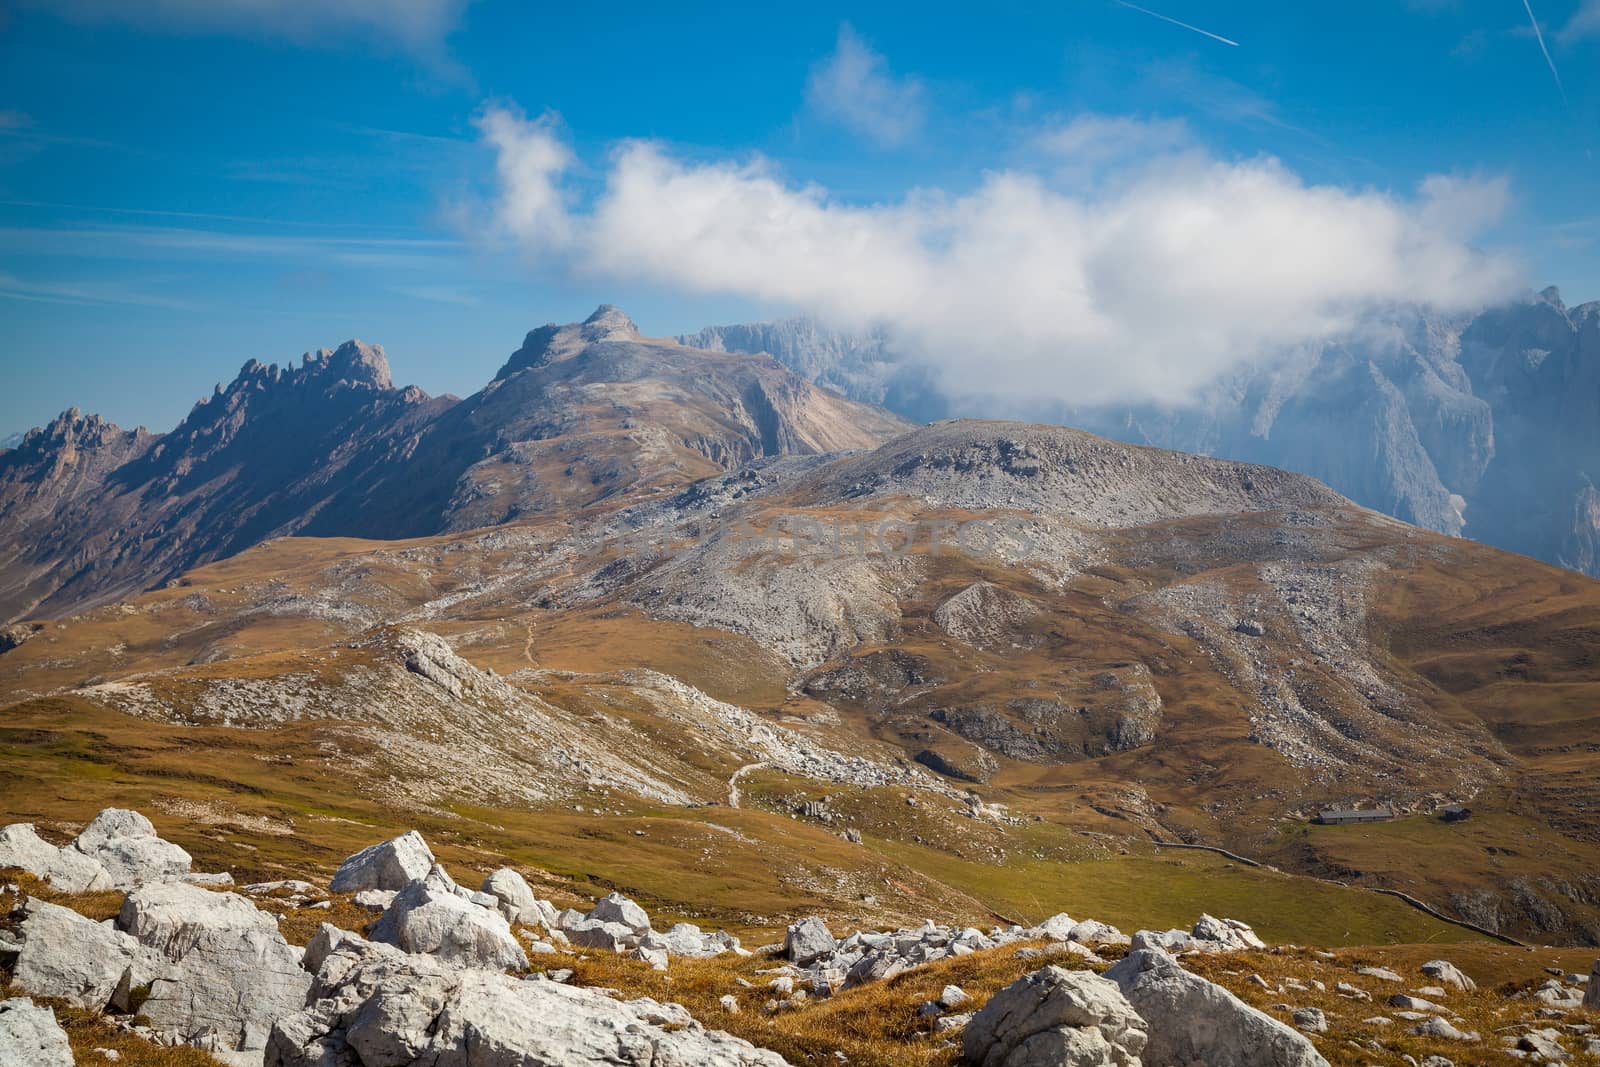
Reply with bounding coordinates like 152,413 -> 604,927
495,303 -> 643,380
12,407 -> 152,459
303,339 -> 393,390
224,340 -> 394,397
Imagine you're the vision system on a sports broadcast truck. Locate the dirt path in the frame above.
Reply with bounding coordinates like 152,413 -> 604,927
727,762 -> 768,808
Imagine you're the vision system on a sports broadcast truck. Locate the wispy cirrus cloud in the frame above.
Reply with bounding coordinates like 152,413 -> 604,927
0,224 -> 461,270
1559,0 -> 1600,44
805,25 -> 926,147
470,104 -> 1521,409
22,0 -> 472,60
0,272 -> 201,311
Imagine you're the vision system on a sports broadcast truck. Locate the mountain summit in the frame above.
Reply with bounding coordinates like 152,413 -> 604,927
496,304 -> 644,380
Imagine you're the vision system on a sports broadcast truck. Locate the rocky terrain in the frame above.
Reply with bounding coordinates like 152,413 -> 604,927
3,405 -> 1600,944
4,810 -> 1596,1066
682,289 -> 1600,579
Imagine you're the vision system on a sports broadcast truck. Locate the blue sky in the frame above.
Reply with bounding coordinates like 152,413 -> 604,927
1,0 -> 1597,435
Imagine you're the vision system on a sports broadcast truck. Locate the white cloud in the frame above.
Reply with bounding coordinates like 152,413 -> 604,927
473,108 -> 574,250
474,106 -> 1522,408
805,25 -> 925,147
31,0 -> 470,56
1559,0 -> 1600,43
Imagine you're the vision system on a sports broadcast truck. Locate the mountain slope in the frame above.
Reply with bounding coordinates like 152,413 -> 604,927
0,307 -> 911,621
7,417 -> 1600,944
313,305 -> 911,538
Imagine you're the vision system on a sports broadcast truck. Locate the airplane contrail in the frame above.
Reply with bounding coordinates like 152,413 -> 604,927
1521,0 -> 1570,105
1115,1 -> 1240,47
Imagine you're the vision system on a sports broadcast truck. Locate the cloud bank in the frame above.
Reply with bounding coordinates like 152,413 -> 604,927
473,106 -> 1520,407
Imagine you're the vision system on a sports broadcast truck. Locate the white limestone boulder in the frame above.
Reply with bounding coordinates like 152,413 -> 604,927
1106,949 -> 1329,1067
71,809 -> 191,889
563,918 -> 637,952
784,917 -> 836,966
266,944 -> 790,1067
10,898 -> 154,1011
1033,913 -> 1076,942
0,997 -> 73,1067
118,880 -> 311,1056
1420,959 -> 1476,991
328,830 -> 435,894
1069,920 -> 1130,947
368,865 -> 528,971
962,965 -> 1147,1067
480,868 -> 542,925
0,823 -> 113,893
1191,914 -> 1267,951
588,891 -> 651,935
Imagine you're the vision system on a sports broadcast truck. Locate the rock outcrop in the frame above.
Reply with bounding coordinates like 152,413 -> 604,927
1586,959 -> 1599,1010
962,965 -> 1147,1067
1106,949 -> 1329,1067
367,865 -> 528,971
1131,915 -> 1267,955
268,940 -> 789,1067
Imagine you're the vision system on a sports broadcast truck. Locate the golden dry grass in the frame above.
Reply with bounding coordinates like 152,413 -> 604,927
531,936 -> 1600,1067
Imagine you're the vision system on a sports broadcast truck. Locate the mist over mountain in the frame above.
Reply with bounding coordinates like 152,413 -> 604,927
683,288 -> 1600,577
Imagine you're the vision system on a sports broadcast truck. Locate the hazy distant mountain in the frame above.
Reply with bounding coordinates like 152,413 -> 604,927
684,289 -> 1600,577
679,319 -> 951,423
0,432 -> 23,451
0,306 -> 908,621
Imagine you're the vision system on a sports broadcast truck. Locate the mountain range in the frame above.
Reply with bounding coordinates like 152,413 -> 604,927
684,287 -> 1600,578
3,305 -> 1600,952
0,306 -> 905,622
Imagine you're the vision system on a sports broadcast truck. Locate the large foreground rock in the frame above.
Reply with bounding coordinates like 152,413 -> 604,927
267,943 -> 789,1066
963,965 -> 1147,1067
119,881 -> 311,1055
10,898 -> 152,1011
328,830 -> 435,893
1106,949 -> 1328,1067
71,808 -> 191,889
1586,959 -> 1599,1010
368,864 -> 528,970
0,823 -> 113,893
0,997 -> 73,1067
